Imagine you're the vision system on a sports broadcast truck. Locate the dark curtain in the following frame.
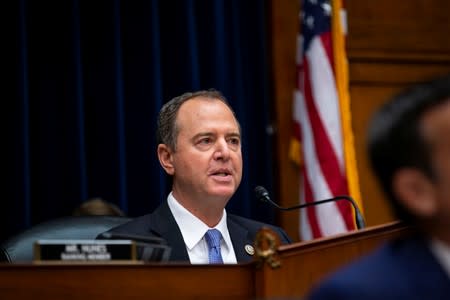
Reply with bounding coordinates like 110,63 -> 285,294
3,0 -> 276,241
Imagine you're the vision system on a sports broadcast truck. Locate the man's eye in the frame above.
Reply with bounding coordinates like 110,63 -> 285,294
229,138 -> 240,145
199,138 -> 211,144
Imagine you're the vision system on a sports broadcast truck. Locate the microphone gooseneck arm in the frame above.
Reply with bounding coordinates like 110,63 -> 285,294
255,186 -> 366,230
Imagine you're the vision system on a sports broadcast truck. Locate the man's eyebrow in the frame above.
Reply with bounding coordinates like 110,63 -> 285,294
227,132 -> 241,138
191,132 -> 240,140
192,132 -> 214,140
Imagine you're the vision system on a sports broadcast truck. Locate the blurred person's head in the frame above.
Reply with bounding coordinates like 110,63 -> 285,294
367,74 -> 450,242
73,198 -> 126,217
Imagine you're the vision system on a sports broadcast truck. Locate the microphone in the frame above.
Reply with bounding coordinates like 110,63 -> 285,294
255,186 -> 365,230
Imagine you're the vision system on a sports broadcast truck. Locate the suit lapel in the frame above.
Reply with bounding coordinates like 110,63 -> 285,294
228,217 -> 255,263
401,237 -> 450,297
147,201 -> 189,262
147,202 -> 259,263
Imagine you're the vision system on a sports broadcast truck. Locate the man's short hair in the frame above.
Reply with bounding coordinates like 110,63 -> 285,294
157,89 -> 240,151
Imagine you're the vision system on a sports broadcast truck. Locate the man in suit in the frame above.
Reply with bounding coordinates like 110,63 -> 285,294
307,74 -> 450,299
101,89 -> 291,263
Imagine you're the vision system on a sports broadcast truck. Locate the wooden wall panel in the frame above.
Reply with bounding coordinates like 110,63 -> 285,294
350,85 -> 399,225
347,0 -> 450,59
347,0 -> 450,227
270,0 -> 450,240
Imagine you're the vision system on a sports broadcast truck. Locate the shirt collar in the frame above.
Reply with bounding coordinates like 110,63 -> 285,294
429,238 -> 450,279
167,192 -> 233,251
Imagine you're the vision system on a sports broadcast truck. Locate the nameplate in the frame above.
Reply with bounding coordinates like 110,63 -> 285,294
34,239 -> 136,262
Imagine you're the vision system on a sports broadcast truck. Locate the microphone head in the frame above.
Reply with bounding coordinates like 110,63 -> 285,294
254,186 -> 269,202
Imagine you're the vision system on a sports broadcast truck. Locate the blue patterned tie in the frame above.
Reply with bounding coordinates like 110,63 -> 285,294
204,229 -> 224,264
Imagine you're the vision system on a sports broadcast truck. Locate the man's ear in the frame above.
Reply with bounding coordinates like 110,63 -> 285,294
157,144 -> 175,175
392,168 -> 437,218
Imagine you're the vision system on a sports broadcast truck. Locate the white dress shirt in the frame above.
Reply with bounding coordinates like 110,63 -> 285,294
429,238 -> 450,279
167,192 -> 237,264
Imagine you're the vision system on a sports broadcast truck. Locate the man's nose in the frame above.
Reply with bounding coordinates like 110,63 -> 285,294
213,139 -> 231,160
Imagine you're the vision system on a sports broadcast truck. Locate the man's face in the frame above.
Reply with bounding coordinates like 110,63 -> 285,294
165,97 -> 242,209
420,99 -> 450,228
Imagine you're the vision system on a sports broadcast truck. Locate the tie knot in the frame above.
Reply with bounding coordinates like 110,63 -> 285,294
205,229 -> 222,249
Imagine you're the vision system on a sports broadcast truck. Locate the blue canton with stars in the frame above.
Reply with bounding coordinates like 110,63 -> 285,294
301,0 -> 332,52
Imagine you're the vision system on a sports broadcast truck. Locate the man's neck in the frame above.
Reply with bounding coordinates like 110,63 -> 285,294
186,205 -> 223,227
171,191 -> 226,227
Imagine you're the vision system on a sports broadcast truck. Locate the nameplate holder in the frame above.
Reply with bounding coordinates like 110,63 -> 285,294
34,239 -> 136,262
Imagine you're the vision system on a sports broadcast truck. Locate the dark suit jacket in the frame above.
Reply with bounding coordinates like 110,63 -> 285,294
100,200 -> 291,263
307,235 -> 450,300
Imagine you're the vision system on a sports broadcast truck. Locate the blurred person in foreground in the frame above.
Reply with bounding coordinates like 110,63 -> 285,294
100,89 -> 291,263
307,74 -> 450,299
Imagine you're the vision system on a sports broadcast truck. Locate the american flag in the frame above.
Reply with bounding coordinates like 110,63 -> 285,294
292,0 -> 362,240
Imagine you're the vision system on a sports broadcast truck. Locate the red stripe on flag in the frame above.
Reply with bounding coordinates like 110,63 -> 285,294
320,32 -> 335,77
336,189 -> 355,230
303,166 -> 322,238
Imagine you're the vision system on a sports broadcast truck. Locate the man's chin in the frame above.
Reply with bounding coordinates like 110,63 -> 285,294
208,187 -> 236,199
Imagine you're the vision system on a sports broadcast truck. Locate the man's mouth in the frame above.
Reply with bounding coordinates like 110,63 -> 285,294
211,170 -> 231,177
